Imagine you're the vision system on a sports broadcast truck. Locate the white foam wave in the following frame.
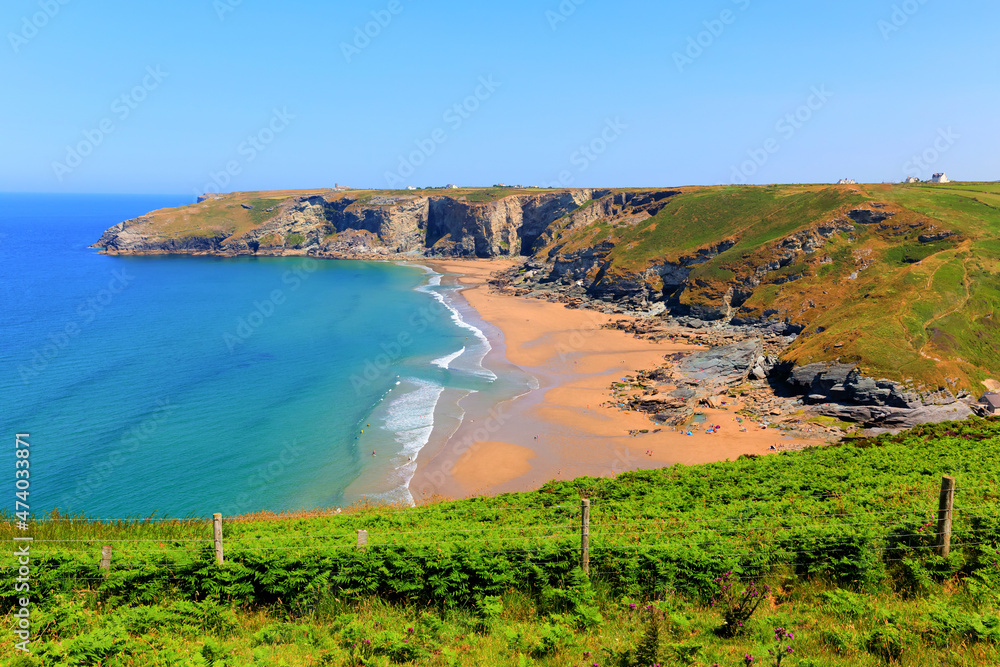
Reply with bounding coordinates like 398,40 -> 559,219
383,378 -> 445,457
415,272 -> 497,382
432,346 -> 465,369
377,378 -> 448,506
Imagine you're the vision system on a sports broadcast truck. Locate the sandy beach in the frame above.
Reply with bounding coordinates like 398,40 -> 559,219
409,259 -> 824,502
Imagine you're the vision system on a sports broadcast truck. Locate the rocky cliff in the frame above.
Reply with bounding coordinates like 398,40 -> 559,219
92,189 -> 595,259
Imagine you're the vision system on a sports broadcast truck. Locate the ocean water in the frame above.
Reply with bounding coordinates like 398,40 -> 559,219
0,193 -> 528,518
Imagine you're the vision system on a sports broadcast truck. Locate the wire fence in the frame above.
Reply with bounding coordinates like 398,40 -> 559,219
4,477 -> 998,591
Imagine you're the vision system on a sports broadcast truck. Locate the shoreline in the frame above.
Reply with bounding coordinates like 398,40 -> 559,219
408,259 -> 828,503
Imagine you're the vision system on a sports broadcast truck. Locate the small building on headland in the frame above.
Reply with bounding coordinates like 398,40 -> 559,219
838,178 -> 857,185
904,176 -> 920,183
979,393 -> 1000,415
446,184 -> 459,189
931,172 -> 950,183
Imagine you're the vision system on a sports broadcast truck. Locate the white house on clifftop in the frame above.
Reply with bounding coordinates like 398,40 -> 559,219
931,173 -> 950,183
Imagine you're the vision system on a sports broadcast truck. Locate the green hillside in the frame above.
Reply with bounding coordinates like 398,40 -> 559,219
4,419 -> 1000,665
536,182 -> 1000,393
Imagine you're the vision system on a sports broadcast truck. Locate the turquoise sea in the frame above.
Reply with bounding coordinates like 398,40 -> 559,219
0,194 -> 529,518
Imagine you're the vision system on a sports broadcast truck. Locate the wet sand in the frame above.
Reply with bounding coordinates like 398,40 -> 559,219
409,259 -> 823,502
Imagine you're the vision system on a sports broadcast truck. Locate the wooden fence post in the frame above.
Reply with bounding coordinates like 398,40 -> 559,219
581,499 -> 591,576
213,513 -> 224,564
357,529 -> 368,550
99,545 -> 112,572
935,476 -> 956,557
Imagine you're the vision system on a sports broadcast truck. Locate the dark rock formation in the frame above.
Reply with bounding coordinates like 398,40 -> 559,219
848,208 -> 895,225
673,339 -> 764,386
787,362 -> 917,408
92,220 -> 229,254
782,361 -> 976,429
818,402 -> 973,431
918,231 -> 954,243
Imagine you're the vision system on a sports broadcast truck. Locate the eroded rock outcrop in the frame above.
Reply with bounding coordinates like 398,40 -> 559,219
91,219 -> 229,254
93,191 -> 594,259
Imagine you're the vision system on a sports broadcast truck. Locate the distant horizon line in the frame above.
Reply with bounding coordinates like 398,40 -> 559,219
3,178 -> 996,198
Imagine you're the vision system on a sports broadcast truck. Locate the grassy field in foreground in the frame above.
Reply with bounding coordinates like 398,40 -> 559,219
3,419 -> 1000,665
5,581 -> 1000,666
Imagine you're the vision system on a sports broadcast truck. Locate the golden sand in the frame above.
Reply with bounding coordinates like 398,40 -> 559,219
409,259 -> 823,502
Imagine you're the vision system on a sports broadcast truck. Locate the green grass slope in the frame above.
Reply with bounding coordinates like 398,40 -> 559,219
537,182 -> 1000,393
3,419 -> 1000,665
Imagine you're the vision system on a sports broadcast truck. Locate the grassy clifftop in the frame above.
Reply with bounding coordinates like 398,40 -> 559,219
120,187 -> 569,241
535,182 -> 1000,393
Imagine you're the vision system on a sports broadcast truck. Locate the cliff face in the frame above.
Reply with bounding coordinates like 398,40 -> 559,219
92,190 -> 594,259
424,190 -> 591,256
92,220 -> 229,253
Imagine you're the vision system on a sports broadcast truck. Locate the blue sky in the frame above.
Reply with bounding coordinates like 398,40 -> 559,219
2,0 -> 996,194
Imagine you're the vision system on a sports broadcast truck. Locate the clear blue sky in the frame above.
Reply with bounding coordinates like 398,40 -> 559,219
2,0 -> 997,194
